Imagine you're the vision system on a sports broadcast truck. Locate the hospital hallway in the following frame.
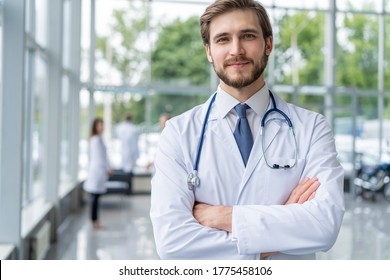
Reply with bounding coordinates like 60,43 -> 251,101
45,192 -> 390,260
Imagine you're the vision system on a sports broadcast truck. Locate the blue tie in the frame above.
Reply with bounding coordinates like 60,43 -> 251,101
233,104 -> 253,166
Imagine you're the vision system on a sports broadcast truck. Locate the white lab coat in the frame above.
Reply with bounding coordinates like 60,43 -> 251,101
115,121 -> 139,173
150,93 -> 345,260
83,135 -> 109,194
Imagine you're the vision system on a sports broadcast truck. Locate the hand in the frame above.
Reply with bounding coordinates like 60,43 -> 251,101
284,177 -> 320,205
107,169 -> 114,176
193,203 -> 232,232
260,252 -> 278,259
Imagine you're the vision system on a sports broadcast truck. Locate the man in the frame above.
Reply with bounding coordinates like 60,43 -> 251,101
150,0 -> 344,260
113,114 -> 139,194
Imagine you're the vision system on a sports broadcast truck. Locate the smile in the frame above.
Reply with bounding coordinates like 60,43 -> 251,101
226,61 -> 250,68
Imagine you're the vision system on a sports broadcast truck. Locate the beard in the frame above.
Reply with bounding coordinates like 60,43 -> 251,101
212,51 -> 268,89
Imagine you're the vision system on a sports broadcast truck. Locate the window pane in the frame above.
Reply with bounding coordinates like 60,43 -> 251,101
79,89 -> 90,180
298,93 -> 324,114
336,13 -> 378,89
62,0 -> 72,69
384,97 -> 390,158
358,96 -> 380,160
31,54 -> 47,200
25,0 -> 32,33
385,17 -> 390,91
35,0 -> 48,47
270,0 -> 328,9
23,50 -> 33,206
95,0 -> 149,86
273,11 -> 325,86
81,0 -> 91,83
150,1 -> 209,88
60,75 -> 71,184
338,0 -> 383,12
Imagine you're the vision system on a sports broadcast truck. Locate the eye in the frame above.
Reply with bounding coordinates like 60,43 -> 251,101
215,37 -> 229,44
242,33 -> 256,40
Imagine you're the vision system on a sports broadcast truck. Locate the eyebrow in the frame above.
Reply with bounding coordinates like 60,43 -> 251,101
212,32 -> 229,42
212,28 -> 260,42
240,28 -> 260,34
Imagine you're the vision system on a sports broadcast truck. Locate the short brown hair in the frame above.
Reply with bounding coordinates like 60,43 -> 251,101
200,0 -> 273,45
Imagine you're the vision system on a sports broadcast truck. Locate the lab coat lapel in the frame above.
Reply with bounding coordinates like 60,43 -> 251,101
200,94 -> 246,174
209,117 -> 245,174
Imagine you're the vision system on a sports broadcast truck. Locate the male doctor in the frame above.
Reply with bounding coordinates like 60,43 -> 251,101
150,0 -> 344,260
114,114 -> 139,194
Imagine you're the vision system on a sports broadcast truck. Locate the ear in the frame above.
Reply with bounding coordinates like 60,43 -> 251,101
265,36 -> 273,56
205,44 -> 213,63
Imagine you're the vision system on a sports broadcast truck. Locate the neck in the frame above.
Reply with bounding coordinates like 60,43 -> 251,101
220,78 -> 265,103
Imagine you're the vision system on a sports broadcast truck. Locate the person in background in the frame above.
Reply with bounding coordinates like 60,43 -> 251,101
159,113 -> 172,131
114,114 -> 139,194
83,118 -> 112,229
146,113 -> 172,172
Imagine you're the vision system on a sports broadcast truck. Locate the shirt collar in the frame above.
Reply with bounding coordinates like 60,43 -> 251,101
215,84 -> 270,119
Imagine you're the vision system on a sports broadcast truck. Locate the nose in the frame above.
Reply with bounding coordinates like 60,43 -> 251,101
230,38 -> 245,56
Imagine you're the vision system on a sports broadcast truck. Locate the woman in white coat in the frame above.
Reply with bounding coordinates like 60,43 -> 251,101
150,0 -> 344,260
83,118 -> 111,228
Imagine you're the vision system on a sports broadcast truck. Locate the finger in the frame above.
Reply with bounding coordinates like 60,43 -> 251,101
286,178 -> 309,203
294,177 -> 318,197
297,181 -> 320,204
286,177 -> 319,204
308,191 -> 316,200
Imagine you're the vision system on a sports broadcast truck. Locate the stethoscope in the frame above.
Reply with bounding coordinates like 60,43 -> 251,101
187,90 -> 298,191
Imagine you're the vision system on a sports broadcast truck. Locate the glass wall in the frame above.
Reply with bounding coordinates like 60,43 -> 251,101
23,0 -> 48,204
80,0 -> 390,186
79,88 -> 90,180
60,0 -> 72,185
0,2 -> 2,183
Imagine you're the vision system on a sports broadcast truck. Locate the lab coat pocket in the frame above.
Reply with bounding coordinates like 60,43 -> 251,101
263,158 -> 305,204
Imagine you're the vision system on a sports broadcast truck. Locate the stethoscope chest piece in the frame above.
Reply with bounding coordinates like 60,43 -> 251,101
187,170 -> 200,191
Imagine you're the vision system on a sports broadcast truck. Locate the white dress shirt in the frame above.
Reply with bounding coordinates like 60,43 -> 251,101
215,84 -> 270,140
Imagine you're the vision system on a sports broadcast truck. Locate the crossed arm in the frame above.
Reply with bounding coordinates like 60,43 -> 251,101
193,177 -> 320,232
192,177 -> 320,258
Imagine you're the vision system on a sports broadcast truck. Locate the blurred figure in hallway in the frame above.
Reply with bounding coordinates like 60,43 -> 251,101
159,113 -> 172,131
146,113 -> 172,172
83,118 -> 112,229
113,114 -> 140,194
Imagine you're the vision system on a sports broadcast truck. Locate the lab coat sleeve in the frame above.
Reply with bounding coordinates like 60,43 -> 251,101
232,114 -> 345,255
150,122 -> 252,260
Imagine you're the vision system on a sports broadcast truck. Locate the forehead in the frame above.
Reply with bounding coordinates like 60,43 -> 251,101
209,9 -> 262,37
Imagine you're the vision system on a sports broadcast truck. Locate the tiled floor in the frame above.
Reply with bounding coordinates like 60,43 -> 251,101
47,192 -> 390,260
